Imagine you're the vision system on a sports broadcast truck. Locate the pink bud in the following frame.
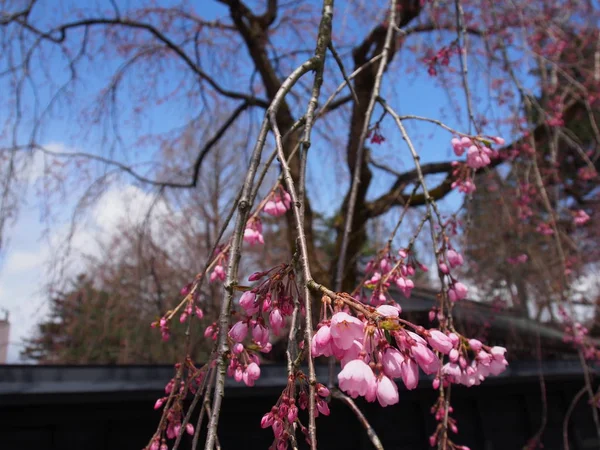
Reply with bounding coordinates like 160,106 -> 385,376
288,404 -> 298,422
239,291 -> 259,314
229,321 -> 248,342
428,330 -> 454,354
317,384 -> 330,397
261,412 -> 274,428
233,343 -> 244,354
269,308 -> 284,335
317,398 -> 330,415
469,339 -> 482,351
186,423 -> 194,435
154,398 -> 165,410
449,348 -> 459,362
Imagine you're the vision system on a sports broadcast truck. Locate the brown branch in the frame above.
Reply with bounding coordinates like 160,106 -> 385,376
10,16 -> 270,107
331,389 -> 384,450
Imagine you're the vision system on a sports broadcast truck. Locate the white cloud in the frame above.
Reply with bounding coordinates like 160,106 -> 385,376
4,250 -> 45,273
0,153 -> 177,362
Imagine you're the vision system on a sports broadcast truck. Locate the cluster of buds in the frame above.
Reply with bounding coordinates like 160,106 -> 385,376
573,209 -> 590,226
209,248 -> 228,283
151,300 -> 205,341
516,182 -> 536,221
506,254 -> 528,265
560,307 -> 600,360
429,399 -> 470,450
216,265 -> 300,386
437,247 -> 468,303
244,217 -> 265,245
364,249 -> 428,305
450,162 -> 476,194
368,124 -> 386,144
261,377 -> 330,449
312,300 -> 508,408
264,187 -> 292,217
536,222 -> 554,236
451,136 -> 502,170
228,345 -> 263,387
440,339 -> 508,387
423,43 -> 460,76
149,363 -> 207,448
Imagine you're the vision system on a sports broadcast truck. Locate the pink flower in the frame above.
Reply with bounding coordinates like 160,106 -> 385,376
330,312 -> 364,350
312,325 -> 333,357
469,339 -> 482,351
261,412 -> 274,428
574,209 -> 590,226
288,404 -> 298,422
401,358 -> 419,390
252,322 -> 269,345
339,339 -> 364,367
442,362 -> 462,379
427,330 -> 454,354
376,304 -> 401,318
452,178 -> 476,194
246,362 -> 261,380
376,375 -> 399,407
154,397 -> 165,410
395,277 -> 414,298
232,343 -> 244,354
338,359 -> 377,400
536,222 -> 554,236
239,291 -> 259,314
269,308 -> 284,335
449,348 -> 459,362
448,282 -> 468,302
317,398 -> 330,415
243,218 -> 264,245
317,384 -> 330,397
451,136 -> 472,156
382,347 -> 404,378
263,200 -> 279,216
210,264 -> 226,283
447,249 -> 463,268
263,190 -> 292,217
490,346 -> 507,358
229,321 -> 248,342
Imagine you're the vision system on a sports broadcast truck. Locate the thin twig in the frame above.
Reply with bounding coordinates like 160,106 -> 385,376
335,0 -> 398,292
331,389 -> 384,450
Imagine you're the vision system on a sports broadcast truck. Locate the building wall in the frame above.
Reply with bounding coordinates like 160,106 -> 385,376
0,319 -> 9,364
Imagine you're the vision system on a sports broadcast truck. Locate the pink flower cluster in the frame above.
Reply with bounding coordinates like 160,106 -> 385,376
507,254 -> 528,265
536,222 -> 554,236
244,217 -> 264,245
441,340 -> 508,387
573,209 -> 590,226
311,306 -> 506,408
451,136 -> 502,170
560,307 -> 600,360
437,247 -> 469,303
151,302 -> 205,341
364,249 -> 427,305
261,381 -> 331,450
423,43 -> 459,76
219,266 -> 299,387
264,188 -> 292,217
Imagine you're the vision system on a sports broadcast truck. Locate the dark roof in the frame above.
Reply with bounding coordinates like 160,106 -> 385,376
0,360 -> 590,401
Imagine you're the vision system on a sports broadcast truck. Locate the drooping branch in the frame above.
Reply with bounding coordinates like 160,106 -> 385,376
5,15 -> 270,107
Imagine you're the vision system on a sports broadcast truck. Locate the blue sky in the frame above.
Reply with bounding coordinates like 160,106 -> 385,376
0,0 -> 520,362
